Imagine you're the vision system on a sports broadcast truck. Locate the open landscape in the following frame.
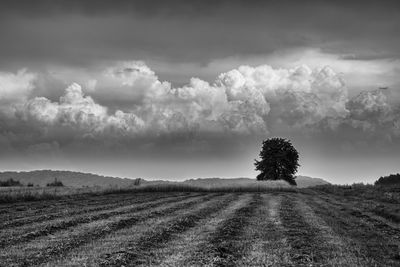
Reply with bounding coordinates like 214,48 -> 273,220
1,1 -> 400,266
0,184 -> 399,266
0,170 -> 329,203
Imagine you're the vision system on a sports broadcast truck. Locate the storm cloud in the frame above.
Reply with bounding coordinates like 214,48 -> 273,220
1,1 -> 400,69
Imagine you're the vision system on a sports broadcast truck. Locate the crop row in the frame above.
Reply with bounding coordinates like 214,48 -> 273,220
0,192 -> 398,266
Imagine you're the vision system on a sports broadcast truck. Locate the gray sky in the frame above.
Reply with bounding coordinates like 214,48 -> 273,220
0,0 -> 399,183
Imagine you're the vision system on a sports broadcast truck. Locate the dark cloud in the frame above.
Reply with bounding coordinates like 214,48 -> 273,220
0,0 -> 400,73
2,1 -> 399,17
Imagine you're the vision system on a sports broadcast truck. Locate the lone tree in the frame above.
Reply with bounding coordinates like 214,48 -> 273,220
255,138 -> 299,186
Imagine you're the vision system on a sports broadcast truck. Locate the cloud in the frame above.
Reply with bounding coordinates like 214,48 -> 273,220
349,90 -> 400,138
318,89 -> 400,145
1,0 -> 400,71
0,62 -> 399,155
0,69 -> 36,101
347,89 -> 391,121
0,70 -> 38,152
217,64 -> 348,129
18,83 -> 145,143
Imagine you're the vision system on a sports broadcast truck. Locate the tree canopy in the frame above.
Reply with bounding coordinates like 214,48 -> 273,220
255,138 -> 299,186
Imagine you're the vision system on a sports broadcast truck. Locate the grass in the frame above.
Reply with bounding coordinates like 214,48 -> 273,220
301,193 -> 400,266
0,186 -> 124,203
310,183 -> 400,203
0,188 -> 399,266
183,194 -> 262,266
98,194 -> 238,266
151,194 -> 254,266
239,194 -> 292,266
1,193 -> 216,266
0,193 -> 198,248
50,195 -> 253,266
0,184 -> 297,204
0,192 -> 182,230
280,195 -> 325,265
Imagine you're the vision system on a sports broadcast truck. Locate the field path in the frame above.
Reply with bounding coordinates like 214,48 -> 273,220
237,194 -> 292,266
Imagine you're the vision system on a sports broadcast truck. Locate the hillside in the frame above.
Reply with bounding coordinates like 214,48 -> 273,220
0,170 -> 135,187
0,170 -> 330,188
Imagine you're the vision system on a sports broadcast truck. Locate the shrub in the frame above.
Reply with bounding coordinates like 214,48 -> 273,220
375,173 -> 400,186
0,178 -> 23,187
46,178 -> 64,187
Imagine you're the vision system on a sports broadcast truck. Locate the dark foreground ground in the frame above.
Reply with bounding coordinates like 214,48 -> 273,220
0,190 -> 399,266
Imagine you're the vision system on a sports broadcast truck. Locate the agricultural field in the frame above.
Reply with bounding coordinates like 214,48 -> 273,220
0,190 -> 399,266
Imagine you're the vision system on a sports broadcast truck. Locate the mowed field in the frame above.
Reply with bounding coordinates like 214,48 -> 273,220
0,190 -> 399,266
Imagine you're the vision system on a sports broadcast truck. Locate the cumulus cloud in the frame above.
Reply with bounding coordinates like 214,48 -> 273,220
216,64 -> 348,129
0,69 -> 36,116
18,83 -> 145,142
347,89 -> 391,121
0,69 -> 36,102
0,62 -> 399,154
92,61 -> 172,105
343,90 -> 399,137
316,88 -> 400,149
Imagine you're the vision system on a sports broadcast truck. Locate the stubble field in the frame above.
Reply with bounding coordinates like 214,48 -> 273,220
0,190 -> 399,266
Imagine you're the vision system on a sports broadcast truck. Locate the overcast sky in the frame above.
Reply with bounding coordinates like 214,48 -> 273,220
0,0 -> 400,184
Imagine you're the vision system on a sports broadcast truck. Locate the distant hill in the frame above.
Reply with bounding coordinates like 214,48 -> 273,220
0,170 -> 330,188
294,176 -> 331,187
0,170 -> 136,187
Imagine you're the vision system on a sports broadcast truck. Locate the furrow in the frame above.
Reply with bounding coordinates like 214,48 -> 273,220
279,195 -> 336,265
302,194 -> 400,266
42,194 -> 237,267
237,194 -> 292,266
0,192 -> 164,223
0,192 -> 133,216
182,193 -> 262,266
98,194 -> 239,266
151,194 -> 253,267
0,193 -> 217,267
317,193 -> 400,229
295,196 -> 363,266
0,192 -> 186,230
0,193 -> 201,249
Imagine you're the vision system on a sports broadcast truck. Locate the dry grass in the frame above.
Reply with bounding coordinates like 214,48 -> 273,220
0,189 -> 399,266
238,195 -> 292,266
0,184 -> 297,204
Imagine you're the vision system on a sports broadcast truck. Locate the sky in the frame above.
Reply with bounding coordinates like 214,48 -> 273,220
0,0 -> 400,184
